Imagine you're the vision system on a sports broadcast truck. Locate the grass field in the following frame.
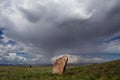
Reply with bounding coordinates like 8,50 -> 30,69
0,60 -> 120,80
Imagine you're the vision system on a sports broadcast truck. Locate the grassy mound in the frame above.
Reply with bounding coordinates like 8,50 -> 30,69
0,59 -> 120,80
66,59 -> 120,80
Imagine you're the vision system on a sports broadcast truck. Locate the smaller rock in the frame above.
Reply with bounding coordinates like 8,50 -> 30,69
29,65 -> 32,68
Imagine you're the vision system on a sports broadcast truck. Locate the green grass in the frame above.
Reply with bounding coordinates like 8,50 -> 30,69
0,60 -> 120,80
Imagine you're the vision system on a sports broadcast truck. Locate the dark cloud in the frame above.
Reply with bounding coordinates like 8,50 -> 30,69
18,8 -> 41,23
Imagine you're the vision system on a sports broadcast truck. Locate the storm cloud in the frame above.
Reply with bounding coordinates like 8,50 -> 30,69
0,0 -> 120,64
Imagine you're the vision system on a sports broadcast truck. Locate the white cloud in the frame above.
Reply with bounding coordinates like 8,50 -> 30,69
51,54 -> 105,64
28,55 -> 43,64
83,57 -> 105,63
103,40 -> 120,53
7,53 -> 16,60
0,35 -> 25,54
2,52 -> 27,63
17,56 -> 27,62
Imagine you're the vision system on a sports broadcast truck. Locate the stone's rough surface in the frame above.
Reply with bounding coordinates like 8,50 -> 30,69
52,55 -> 68,75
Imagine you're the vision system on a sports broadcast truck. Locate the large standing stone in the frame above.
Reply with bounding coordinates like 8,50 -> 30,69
52,55 -> 68,75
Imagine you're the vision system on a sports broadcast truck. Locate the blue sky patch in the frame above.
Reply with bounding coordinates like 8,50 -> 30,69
0,28 -> 4,39
7,40 -> 16,45
16,52 -> 33,59
105,36 -> 120,43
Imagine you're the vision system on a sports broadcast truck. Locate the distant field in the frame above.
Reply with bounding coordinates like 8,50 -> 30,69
0,60 -> 120,80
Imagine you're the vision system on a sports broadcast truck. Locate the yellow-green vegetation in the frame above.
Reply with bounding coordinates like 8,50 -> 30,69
0,60 -> 120,80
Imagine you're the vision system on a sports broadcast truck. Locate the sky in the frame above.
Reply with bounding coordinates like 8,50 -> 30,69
0,0 -> 120,65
